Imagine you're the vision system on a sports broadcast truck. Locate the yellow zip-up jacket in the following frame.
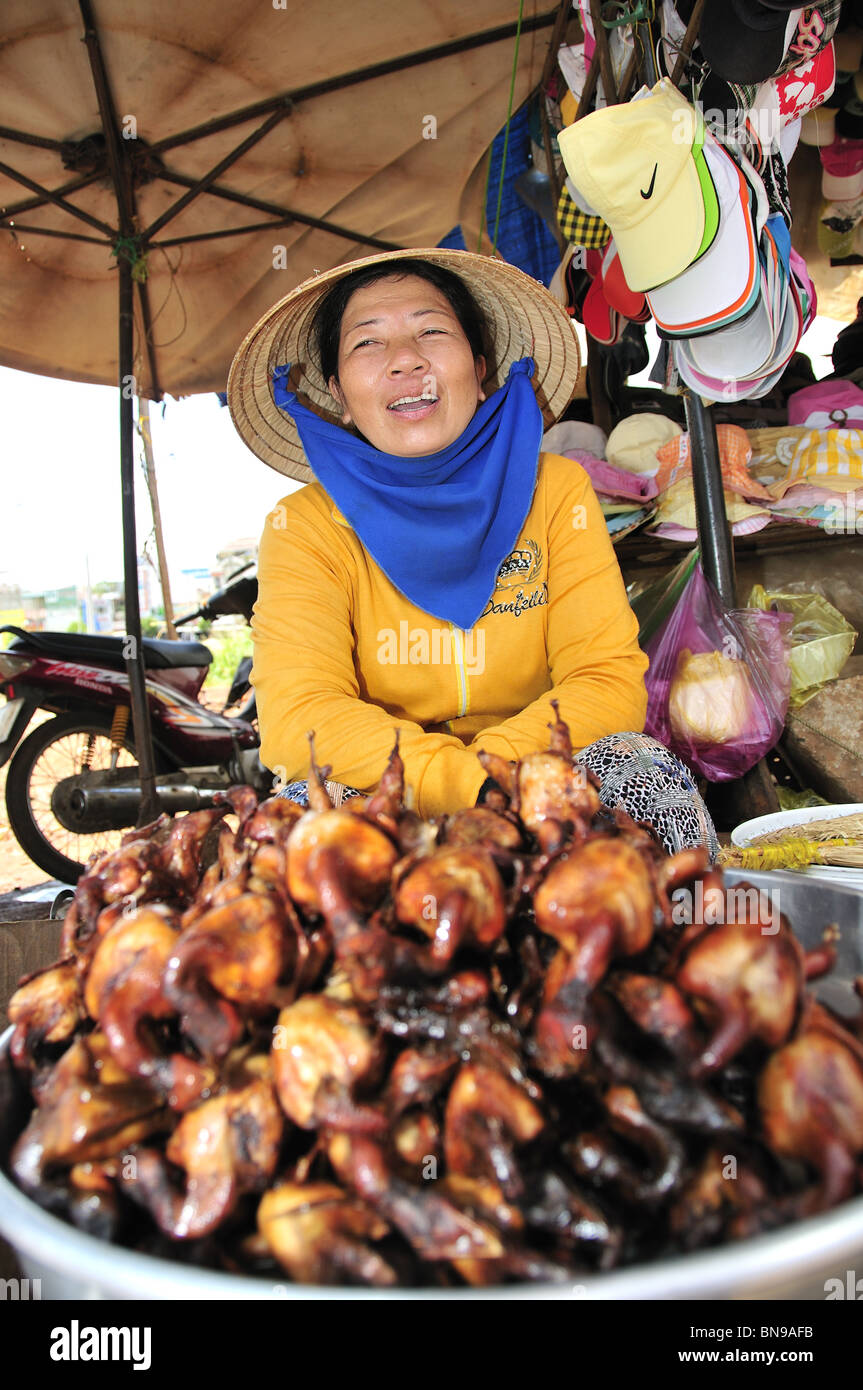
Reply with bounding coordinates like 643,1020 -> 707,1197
251,451 -> 649,818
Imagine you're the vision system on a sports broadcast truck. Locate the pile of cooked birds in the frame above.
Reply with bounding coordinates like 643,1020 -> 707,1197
5,705 -> 863,1288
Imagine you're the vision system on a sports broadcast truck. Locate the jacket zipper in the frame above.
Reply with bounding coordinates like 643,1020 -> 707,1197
450,624 -> 469,718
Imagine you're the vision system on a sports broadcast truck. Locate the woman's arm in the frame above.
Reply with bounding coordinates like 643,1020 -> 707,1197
469,456 -> 648,761
251,491 -> 488,817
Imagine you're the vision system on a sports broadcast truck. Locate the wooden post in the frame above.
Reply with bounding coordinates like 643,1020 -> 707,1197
671,0 -> 707,85
589,0 -> 619,104
137,397 -> 177,640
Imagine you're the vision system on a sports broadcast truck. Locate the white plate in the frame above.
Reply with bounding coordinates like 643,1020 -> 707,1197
731,803 -> 863,891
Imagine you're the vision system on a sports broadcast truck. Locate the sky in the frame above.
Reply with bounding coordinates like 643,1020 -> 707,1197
0,312 -> 847,605
0,365 -> 298,603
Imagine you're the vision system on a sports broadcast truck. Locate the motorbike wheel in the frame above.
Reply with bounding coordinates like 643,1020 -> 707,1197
5,711 -> 166,884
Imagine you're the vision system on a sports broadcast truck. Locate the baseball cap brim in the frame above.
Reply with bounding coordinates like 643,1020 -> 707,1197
800,107 -> 837,145
227,248 -> 582,484
823,168 -> 863,199
583,274 -> 622,345
684,273 -> 774,381
601,242 -> 648,319
646,139 -> 759,335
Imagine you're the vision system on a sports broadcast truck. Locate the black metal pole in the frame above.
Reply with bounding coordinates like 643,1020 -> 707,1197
684,390 -> 736,606
119,254 -> 161,824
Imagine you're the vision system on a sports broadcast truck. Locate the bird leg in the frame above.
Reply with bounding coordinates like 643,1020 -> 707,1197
124,1075 -> 282,1239
258,1180 -> 397,1286
7,959 -> 85,1069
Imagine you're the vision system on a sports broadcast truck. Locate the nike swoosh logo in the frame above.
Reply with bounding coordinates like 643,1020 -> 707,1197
641,164 -> 658,200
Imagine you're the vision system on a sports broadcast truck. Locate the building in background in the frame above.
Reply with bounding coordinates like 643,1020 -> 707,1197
0,582 -> 24,634
213,538 -> 257,590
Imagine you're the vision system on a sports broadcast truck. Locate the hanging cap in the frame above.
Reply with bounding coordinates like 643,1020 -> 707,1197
557,80 -> 718,292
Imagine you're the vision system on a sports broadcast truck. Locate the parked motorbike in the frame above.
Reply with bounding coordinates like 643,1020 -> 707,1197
0,567 -> 271,882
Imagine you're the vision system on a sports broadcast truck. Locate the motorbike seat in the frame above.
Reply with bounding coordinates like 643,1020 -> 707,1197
5,629 -> 212,671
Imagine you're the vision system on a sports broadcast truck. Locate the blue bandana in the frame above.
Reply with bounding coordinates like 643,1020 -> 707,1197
272,358 -> 544,630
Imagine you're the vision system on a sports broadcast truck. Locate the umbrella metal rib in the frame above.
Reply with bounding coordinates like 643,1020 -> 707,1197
144,102 -> 294,242
0,125 -> 68,152
157,173 -> 402,252
1,224 -> 109,245
0,171 -> 105,222
0,159 -> 115,237
151,217 -> 296,249
144,9 -> 561,157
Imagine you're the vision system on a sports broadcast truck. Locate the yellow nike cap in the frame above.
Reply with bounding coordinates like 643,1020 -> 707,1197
558,80 -> 707,292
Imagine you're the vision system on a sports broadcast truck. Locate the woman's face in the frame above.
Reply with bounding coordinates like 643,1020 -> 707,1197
327,273 -> 487,456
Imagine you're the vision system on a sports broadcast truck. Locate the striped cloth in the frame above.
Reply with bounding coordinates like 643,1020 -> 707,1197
771,427 -> 863,496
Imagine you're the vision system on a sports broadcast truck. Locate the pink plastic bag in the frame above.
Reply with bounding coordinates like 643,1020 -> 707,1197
644,562 -> 791,781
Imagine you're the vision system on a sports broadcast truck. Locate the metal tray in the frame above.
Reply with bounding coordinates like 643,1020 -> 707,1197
1,869 -> 861,1300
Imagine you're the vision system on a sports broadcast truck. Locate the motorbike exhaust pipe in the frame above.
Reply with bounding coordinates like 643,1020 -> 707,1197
68,784 -> 225,829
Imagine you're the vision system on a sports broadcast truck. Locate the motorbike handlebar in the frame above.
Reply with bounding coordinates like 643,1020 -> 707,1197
173,573 -> 258,630
173,608 -> 203,628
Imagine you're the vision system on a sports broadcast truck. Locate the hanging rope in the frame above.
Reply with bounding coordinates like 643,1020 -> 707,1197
476,145 -> 496,254
489,0 -> 522,255
143,243 -> 189,349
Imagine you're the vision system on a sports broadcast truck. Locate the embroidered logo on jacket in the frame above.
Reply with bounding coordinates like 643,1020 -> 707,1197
495,540 -> 543,590
481,583 -> 548,620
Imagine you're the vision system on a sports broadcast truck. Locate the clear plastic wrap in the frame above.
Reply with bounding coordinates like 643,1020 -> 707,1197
645,562 -> 791,781
747,584 -> 858,709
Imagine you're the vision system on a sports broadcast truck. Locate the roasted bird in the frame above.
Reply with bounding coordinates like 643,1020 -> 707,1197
5,706 -> 862,1289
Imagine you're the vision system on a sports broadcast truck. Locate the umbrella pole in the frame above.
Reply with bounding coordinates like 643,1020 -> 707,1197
119,255 -> 161,825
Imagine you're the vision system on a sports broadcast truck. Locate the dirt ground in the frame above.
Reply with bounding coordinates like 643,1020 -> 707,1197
0,712 -> 51,892
0,687 -> 230,893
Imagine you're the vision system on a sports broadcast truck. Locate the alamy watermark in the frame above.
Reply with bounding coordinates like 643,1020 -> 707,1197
377,622 -> 485,675
824,1270 -> 863,1299
0,1277 -> 41,1299
823,498 -> 863,536
671,882 -> 780,934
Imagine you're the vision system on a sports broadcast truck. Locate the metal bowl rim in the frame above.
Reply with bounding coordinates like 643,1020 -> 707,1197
3,1027 -> 863,1299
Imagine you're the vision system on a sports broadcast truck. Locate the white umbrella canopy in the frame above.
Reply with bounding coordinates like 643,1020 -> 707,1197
0,0 -> 559,398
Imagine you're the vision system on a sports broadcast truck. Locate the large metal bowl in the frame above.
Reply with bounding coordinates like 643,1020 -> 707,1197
2,869 -> 862,1300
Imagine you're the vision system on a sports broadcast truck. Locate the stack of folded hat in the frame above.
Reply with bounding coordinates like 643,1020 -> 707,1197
761,379 -> 863,525
767,426 -> 863,525
558,79 -> 818,403
647,424 -> 776,541
541,418 -> 662,540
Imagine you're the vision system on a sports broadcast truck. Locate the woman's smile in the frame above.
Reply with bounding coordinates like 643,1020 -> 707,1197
328,274 -> 486,455
387,392 -> 440,419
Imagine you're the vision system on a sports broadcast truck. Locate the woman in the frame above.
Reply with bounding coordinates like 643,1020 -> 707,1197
229,248 -> 717,856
